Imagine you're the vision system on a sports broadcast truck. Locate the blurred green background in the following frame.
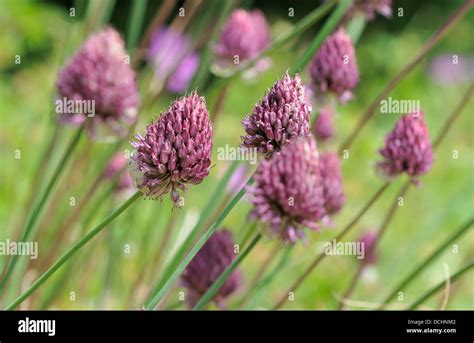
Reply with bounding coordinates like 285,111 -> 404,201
0,0 -> 473,310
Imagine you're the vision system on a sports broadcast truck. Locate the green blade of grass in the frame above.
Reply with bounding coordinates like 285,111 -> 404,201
379,217 -> 474,309
126,0 -> 148,50
0,128 -> 83,296
143,175 -> 254,310
407,261 -> 474,310
143,160 -> 241,305
5,191 -> 142,310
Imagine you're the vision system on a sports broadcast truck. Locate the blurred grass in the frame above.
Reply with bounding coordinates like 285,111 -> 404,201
0,0 -> 472,309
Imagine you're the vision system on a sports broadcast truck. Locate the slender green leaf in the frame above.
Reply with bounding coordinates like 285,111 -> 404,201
143,160 -> 241,305
407,261 -> 474,310
126,0 -> 148,50
0,128 -> 83,295
5,191 -> 142,310
379,217 -> 474,309
144,175 -> 254,310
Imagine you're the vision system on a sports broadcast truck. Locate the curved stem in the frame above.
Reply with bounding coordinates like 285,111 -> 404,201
337,263 -> 364,310
193,233 -> 262,310
5,191 -> 142,310
407,261 -> 474,310
237,242 -> 280,308
338,0 -> 473,154
379,217 -> 473,309
273,181 -> 390,310
0,128 -> 83,295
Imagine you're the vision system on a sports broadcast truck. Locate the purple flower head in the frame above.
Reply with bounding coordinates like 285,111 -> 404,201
56,27 -> 138,138
148,27 -> 199,93
104,153 -> 128,180
359,230 -> 378,265
320,152 -> 345,215
241,73 -> 312,159
377,111 -> 433,180
181,230 -> 240,308
249,137 -> 325,244
226,164 -> 248,195
309,28 -> 359,103
214,9 -> 270,74
313,106 -> 335,141
429,54 -> 474,85
116,172 -> 134,194
130,93 -> 212,204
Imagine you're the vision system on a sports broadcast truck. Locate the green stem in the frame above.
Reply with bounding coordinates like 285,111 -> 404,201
273,181 -> 390,309
143,160 -> 241,305
379,217 -> 473,309
193,233 -> 262,310
0,128 -> 83,295
290,0 -> 352,74
407,261 -> 474,310
126,0 -> 148,50
5,191 -> 142,310
144,176 -> 254,310
242,245 -> 292,309
189,0 -> 235,89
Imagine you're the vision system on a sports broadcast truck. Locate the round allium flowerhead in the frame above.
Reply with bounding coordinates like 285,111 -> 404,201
56,28 -> 138,138
320,152 -> 345,215
181,230 -> 240,308
249,137 -> 325,244
359,231 -> 378,265
241,73 -> 312,159
214,9 -> 270,74
313,106 -> 335,141
130,93 -> 212,204
377,111 -> 433,180
309,28 -> 359,103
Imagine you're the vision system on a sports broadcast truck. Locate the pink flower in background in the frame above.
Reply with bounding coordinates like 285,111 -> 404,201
359,231 -> 378,265
352,0 -> 392,21
214,9 -> 270,75
130,93 -> 212,204
56,27 -> 138,138
378,111 -> 434,180
148,27 -> 199,93
313,106 -> 335,141
429,54 -> 474,85
309,28 -> 359,103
